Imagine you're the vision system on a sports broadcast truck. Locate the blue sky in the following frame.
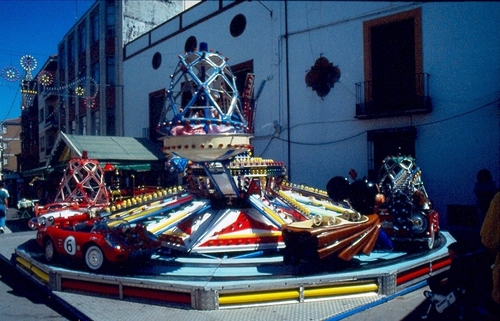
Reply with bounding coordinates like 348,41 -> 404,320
0,0 -> 95,123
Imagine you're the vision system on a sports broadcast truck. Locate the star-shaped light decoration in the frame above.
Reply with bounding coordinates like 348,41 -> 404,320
1,66 -> 20,82
38,71 -> 54,86
84,97 -> 96,109
75,86 -> 85,96
20,55 -> 37,71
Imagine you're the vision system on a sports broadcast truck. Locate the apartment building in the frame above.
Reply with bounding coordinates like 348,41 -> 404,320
1,117 -> 22,178
30,0 -> 195,166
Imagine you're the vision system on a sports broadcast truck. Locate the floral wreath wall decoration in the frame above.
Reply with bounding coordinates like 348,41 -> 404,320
305,55 -> 341,99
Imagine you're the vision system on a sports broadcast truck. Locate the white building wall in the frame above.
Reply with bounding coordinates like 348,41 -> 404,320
122,0 -> 193,44
123,1 -> 500,226
417,2 -> 500,216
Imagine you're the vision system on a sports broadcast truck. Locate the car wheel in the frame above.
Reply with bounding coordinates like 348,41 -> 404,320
84,245 -> 105,271
44,239 -> 58,263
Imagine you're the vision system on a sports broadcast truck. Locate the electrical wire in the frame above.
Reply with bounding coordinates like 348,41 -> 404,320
254,97 -> 500,149
1,88 -> 18,124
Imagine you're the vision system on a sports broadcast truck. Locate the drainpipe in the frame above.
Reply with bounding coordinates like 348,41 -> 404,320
284,0 -> 291,180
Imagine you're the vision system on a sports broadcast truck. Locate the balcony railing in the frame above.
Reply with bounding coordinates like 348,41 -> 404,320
40,85 -> 57,98
355,73 -> 431,119
44,114 -> 59,130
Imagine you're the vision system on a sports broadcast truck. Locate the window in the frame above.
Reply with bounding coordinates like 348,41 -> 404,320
92,62 -> 100,84
184,36 -> 197,53
357,8 -> 430,118
39,109 -> 44,123
106,1 -> 116,38
92,110 -> 100,135
80,116 -> 87,135
58,44 -> 66,71
231,60 -> 254,132
231,60 -> 254,96
106,57 -> 115,85
79,24 -> 86,53
47,105 -> 55,124
230,14 -> 246,37
367,127 -> 416,181
40,136 -> 45,152
149,90 -> 165,144
68,36 -> 75,64
152,52 -> 162,70
106,107 -> 115,136
79,71 -> 87,83
91,13 -> 99,43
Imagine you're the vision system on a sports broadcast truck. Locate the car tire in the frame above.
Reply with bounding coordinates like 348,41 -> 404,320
84,245 -> 106,271
44,238 -> 58,263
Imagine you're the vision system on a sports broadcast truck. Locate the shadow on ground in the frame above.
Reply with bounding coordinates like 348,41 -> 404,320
6,217 -> 33,233
402,225 -> 500,321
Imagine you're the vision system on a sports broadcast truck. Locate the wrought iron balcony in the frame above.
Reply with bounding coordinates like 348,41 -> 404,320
355,73 -> 431,119
44,113 -> 59,130
40,85 -> 58,98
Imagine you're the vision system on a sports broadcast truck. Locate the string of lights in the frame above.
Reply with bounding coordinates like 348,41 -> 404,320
1,54 -> 100,110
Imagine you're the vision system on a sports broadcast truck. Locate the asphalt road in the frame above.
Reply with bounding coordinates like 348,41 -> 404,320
0,258 -> 77,320
0,209 -> 78,321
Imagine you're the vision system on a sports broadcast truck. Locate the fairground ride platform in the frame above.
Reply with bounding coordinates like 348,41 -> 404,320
9,231 -> 456,320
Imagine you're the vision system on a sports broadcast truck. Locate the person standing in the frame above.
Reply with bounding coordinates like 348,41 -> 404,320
474,169 -> 497,226
0,181 -> 9,233
480,191 -> 500,317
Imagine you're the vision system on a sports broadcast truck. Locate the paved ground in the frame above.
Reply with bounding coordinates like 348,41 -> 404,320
1,208 -> 499,320
0,208 -> 79,320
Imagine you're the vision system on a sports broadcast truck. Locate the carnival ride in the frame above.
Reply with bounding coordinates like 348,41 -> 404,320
28,43 -> 440,271
28,154 -> 110,230
377,156 -> 439,250
151,41 -> 382,259
12,43 -> 454,315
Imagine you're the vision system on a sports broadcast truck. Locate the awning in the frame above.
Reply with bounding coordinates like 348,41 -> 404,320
105,163 -> 152,172
21,132 -> 167,178
21,166 -> 55,178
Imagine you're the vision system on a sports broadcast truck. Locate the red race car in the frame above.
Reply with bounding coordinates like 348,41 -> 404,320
36,213 -> 160,271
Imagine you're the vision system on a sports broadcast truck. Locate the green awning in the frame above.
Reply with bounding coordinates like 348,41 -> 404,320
112,163 -> 152,172
45,132 -> 166,169
21,166 -> 55,177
